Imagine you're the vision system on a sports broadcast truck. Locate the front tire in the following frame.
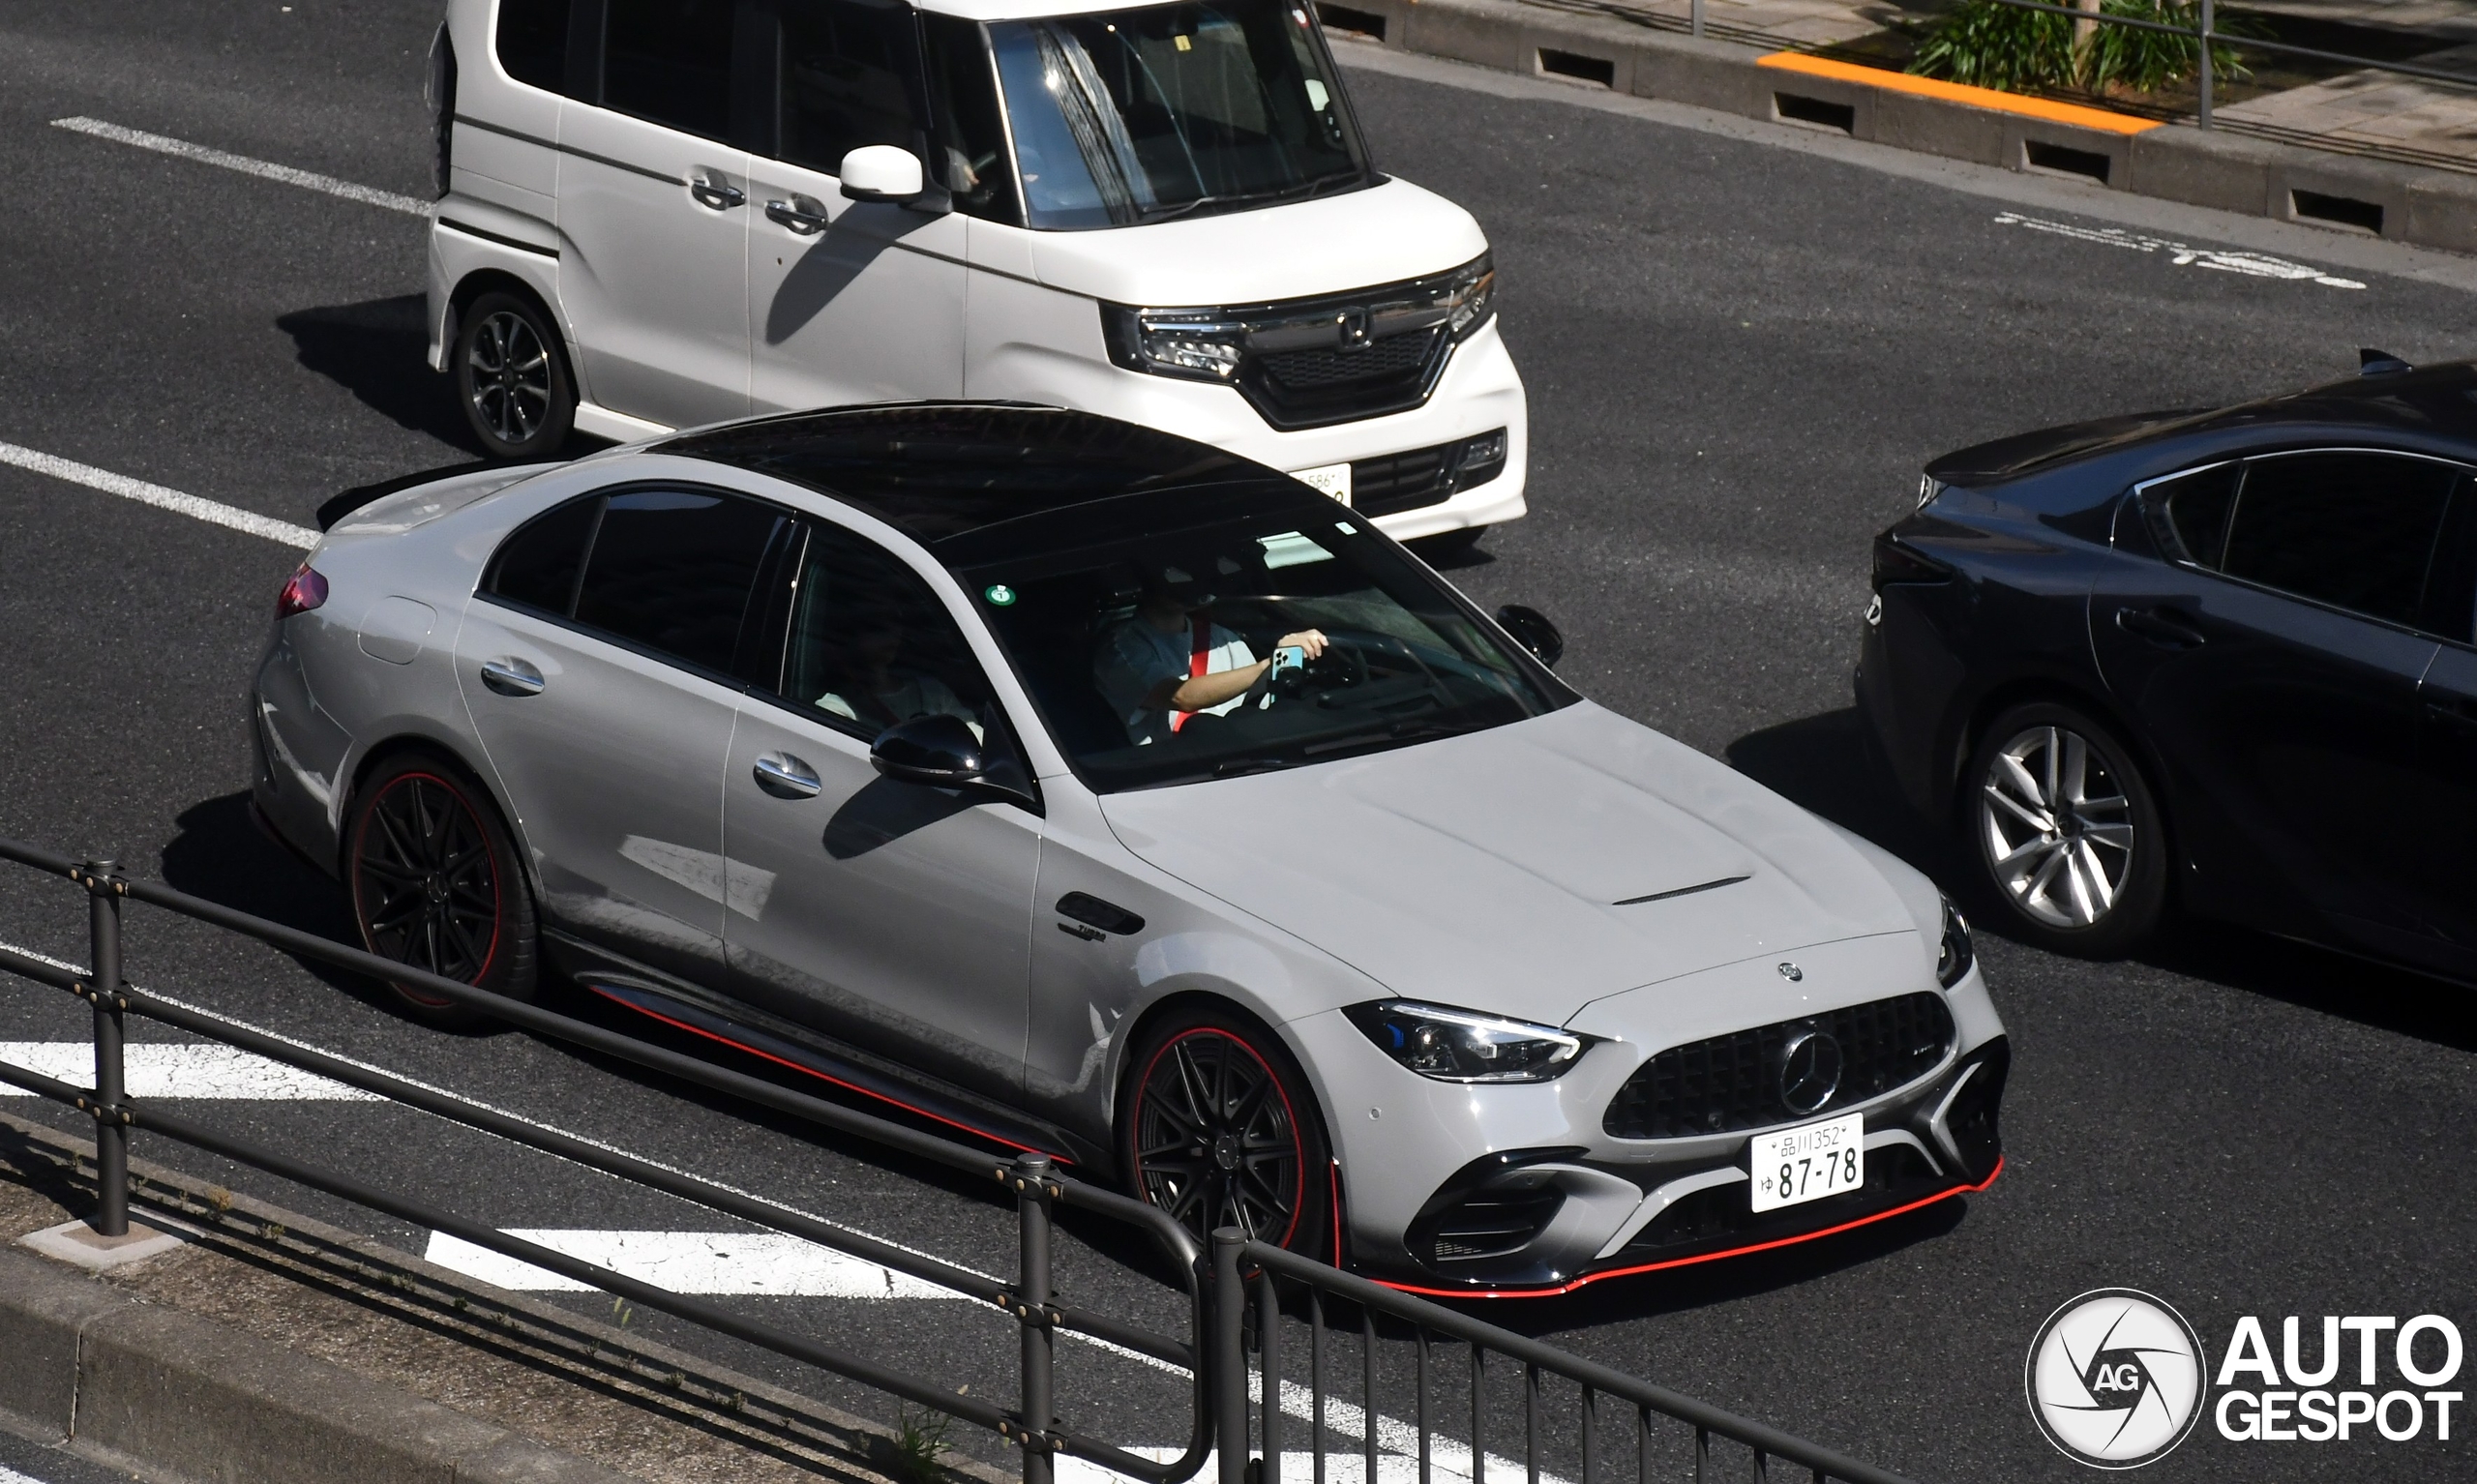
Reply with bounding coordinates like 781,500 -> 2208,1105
345,754 -> 539,1027
1122,1005 -> 1333,1260
1962,701 -> 2167,956
454,290 -> 575,460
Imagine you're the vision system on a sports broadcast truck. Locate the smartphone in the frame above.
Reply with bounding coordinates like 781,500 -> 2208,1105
1272,644 -> 1306,676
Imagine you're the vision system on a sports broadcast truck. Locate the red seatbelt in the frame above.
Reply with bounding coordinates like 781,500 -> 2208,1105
1168,614 -> 1210,732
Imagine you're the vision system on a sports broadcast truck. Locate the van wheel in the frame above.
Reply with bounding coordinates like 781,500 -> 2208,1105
1962,702 -> 2167,957
1123,1006 -> 1334,1261
345,754 -> 538,1028
455,290 -> 575,460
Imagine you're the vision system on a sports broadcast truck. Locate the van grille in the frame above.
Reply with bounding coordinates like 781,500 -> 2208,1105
1603,993 -> 1955,1140
1241,326 -> 1450,430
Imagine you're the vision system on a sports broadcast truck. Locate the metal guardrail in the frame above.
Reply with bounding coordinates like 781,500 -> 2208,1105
0,835 -> 1921,1484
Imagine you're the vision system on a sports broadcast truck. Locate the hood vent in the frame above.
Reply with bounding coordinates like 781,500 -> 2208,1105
1613,875 -> 1748,907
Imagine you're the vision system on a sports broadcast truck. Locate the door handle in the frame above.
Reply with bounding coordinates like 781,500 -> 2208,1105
2114,606 -> 2207,650
753,752 -> 822,800
763,197 -> 829,234
479,657 -> 545,697
689,171 -> 746,210
2423,694 -> 2477,732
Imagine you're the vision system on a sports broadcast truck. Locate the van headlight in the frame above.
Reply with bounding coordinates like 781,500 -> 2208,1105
1937,896 -> 1974,988
1344,1000 -> 1587,1083
1440,252 -> 1496,339
1099,307 -> 1246,382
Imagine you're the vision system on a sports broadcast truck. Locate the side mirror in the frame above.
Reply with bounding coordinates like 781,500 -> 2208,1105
839,145 -> 926,203
1495,604 -> 1564,668
870,714 -> 987,787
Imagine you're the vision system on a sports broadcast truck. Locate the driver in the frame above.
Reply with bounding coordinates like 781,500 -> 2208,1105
1094,566 -> 1327,745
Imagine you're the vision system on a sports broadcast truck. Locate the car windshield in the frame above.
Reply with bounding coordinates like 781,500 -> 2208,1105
949,495 -> 1567,790
986,0 -> 1371,230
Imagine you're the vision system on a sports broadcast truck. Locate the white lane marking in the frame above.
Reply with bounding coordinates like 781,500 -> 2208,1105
1993,211 -> 2368,288
0,440 -> 318,549
424,1229 -> 965,1297
0,1042 -> 377,1100
1076,1449 -> 1559,1484
51,116 -> 429,217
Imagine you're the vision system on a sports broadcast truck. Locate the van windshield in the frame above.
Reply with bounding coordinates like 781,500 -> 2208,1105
987,0 -> 1373,230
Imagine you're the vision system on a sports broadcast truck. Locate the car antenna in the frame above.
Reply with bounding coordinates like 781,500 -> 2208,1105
2358,347 -> 2413,376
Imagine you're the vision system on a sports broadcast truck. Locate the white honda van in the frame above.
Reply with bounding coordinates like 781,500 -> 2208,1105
423,0 -> 1526,544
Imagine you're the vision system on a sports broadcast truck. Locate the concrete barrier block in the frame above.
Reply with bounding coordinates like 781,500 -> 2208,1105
2276,157 -> 2419,239
1873,89 -> 2008,164
1312,0 -> 1410,45
0,1247 -> 136,1437
2007,121 -> 2134,189
2125,126 -> 2282,215
2405,174 -> 2477,254
1632,35 -> 1776,117
1399,0 -> 1535,72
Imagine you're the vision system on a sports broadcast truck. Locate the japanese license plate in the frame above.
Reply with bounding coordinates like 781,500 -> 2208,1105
1290,461 -> 1353,504
1748,1113 -> 1865,1213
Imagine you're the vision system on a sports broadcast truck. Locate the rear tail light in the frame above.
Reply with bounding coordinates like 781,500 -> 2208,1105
1871,534 -> 1953,587
277,563 -> 329,619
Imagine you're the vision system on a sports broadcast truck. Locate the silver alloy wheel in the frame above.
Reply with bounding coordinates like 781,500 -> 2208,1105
1979,725 -> 2135,929
465,310 -> 550,447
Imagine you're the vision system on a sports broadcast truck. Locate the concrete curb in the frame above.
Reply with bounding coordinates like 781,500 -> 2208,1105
0,1113 -> 1013,1484
1316,0 -> 2477,253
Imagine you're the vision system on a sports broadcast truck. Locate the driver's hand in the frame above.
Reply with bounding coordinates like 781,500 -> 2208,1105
1278,629 -> 1329,660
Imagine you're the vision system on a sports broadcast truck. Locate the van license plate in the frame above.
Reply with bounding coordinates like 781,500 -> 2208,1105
1748,1113 -> 1864,1212
1291,462 -> 1353,504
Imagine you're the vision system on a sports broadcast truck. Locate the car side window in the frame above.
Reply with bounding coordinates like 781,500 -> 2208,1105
769,520 -> 1024,763
776,0 -> 922,174
2218,452 -> 2460,629
496,0 -> 572,93
604,0 -> 737,139
2139,462 -> 2239,569
573,490 -> 786,672
485,494 -> 601,615
922,14 -> 1022,223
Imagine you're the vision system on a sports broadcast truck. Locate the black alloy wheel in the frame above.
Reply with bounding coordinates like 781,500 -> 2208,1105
346,755 -> 538,1026
1125,1007 -> 1332,1256
454,289 -> 576,460
1963,700 -> 2169,958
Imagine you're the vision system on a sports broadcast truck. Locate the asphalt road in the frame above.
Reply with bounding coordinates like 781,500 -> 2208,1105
3,4 -> 2476,1481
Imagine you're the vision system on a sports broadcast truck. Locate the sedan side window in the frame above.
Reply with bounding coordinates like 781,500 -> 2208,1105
769,521 -> 1026,768
2219,452 -> 2460,629
776,0 -> 922,174
574,490 -> 785,672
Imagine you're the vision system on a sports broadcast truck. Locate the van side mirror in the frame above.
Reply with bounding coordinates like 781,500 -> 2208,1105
840,145 -> 926,203
1495,605 -> 1564,668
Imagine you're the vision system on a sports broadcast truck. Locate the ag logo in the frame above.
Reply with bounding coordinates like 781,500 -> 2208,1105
2026,1289 -> 2208,1469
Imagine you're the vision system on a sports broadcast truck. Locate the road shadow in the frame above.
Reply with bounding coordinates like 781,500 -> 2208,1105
1724,707 -> 1955,883
278,295 -> 482,454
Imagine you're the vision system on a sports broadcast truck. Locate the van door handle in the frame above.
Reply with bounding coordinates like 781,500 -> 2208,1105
764,197 -> 829,234
479,657 -> 545,697
753,752 -> 822,800
2114,606 -> 2207,650
689,172 -> 746,210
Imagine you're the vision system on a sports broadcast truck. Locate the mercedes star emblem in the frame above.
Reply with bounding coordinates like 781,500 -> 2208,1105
1776,962 -> 1803,981
1778,1027 -> 1844,1115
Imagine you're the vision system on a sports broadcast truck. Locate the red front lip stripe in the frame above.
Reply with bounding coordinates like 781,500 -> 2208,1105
1369,1157 -> 2005,1300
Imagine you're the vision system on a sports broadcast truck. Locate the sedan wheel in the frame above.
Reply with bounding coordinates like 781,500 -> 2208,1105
1965,702 -> 2166,956
347,755 -> 538,1026
1126,1011 -> 1331,1255
453,290 -> 575,460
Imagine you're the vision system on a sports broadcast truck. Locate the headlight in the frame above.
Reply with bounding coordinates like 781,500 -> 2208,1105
1937,896 -> 1974,988
1916,473 -> 1947,510
1344,1000 -> 1586,1083
1439,252 -> 1495,339
1100,306 -> 1245,382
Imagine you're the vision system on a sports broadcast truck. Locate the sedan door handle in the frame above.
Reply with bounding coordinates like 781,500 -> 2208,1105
479,657 -> 545,697
2423,695 -> 2477,732
2114,606 -> 2207,650
763,197 -> 829,234
753,752 -> 822,800
689,171 -> 746,210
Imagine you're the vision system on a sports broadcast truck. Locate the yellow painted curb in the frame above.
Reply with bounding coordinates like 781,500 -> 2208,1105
1758,51 -> 2164,135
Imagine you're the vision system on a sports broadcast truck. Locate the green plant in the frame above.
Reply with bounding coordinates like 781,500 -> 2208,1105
1910,0 -> 2074,91
888,1405 -> 952,1484
2086,0 -> 2253,92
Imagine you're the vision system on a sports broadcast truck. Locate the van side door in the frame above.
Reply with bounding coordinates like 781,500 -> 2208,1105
556,0 -> 755,428
743,0 -> 968,409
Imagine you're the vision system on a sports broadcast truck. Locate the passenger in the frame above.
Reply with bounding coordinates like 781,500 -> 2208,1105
818,621 -> 981,737
1093,566 -> 1327,744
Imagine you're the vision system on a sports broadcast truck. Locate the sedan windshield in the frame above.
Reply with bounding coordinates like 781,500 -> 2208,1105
988,0 -> 1372,230
949,494 -> 1567,790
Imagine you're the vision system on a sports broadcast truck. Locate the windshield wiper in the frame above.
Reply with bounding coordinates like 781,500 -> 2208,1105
1299,717 -> 1465,757
1136,169 -> 1366,225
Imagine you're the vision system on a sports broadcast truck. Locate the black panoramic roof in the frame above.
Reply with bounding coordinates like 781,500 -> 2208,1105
1928,360 -> 2477,484
665,403 -> 1295,547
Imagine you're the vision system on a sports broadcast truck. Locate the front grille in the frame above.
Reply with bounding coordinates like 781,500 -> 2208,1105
1603,992 -> 1955,1141
1240,325 -> 1450,430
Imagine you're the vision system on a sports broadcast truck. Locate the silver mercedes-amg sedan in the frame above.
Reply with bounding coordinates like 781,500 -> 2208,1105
251,403 -> 2008,1293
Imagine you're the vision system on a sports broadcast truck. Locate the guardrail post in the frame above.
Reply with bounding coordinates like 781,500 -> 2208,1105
1212,1227 -> 1249,1484
2197,0 -> 2215,129
1015,1152 -> 1056,1484
83,857 -> 128,1237
1690,0 -> 1704,39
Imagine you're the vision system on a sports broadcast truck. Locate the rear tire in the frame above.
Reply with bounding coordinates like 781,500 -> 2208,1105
454,290 -> 575,460
1961,701 -> 2167,957
344,754 -> 538,1028
1122,1004 -> 1335,1261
